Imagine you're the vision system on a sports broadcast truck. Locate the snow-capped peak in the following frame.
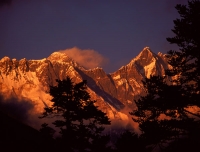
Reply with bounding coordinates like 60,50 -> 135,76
47,52 -> 73,62
135,47 -> 154,60
0,56 -> 10,62
128,47 -> 154,65
0,47 -> 170,131
47,52 -> 85,69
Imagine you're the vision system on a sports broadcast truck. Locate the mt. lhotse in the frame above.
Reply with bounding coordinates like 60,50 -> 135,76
0,47 -> 169,125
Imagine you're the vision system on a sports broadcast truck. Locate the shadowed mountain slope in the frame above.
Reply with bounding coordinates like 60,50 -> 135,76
0,108 -> 55,152
0,47 -> 168,125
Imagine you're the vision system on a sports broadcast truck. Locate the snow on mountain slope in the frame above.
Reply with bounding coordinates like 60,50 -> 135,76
0,52 -> 126,122
109,47 -> 168,105
0,47 -> 169,128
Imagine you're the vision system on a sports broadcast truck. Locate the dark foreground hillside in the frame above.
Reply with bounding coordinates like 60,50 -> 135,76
0,110 -> 55,152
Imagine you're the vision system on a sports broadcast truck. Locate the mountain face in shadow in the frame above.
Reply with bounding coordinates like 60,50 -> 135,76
0,108 -> 55,152
0,47 -> 168,124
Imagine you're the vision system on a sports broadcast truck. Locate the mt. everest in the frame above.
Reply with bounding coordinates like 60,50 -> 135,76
0,47 -> 169,127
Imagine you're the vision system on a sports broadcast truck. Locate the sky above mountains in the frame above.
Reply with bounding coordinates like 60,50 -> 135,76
0,0 -> 188,73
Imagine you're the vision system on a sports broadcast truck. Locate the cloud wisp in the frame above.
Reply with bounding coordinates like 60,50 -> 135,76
0,95 -> 34,123
59,47 -> 109,70
0,95 -> 47,130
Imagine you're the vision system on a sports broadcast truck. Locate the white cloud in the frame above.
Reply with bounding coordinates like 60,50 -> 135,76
59,47 -> 109,69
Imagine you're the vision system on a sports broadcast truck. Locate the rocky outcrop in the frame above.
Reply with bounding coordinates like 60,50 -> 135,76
0,47 -> 168,121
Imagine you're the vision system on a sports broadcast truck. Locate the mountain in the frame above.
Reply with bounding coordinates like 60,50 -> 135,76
0,47 -> 168,128
109,47 -> 169,105
0,108 -> 55,152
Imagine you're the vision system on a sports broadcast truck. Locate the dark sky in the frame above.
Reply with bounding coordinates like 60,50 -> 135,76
0,0 -> 188,73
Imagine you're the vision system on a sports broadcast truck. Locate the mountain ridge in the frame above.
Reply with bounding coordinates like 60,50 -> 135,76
0,47 -> 169,129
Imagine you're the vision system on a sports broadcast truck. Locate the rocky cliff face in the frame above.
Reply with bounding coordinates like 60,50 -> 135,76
0,47 -> 168,122
111,47 -> 169,105
86,47 -> 169,107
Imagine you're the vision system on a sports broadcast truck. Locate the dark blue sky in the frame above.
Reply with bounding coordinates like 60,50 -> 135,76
0,0 -> 188,73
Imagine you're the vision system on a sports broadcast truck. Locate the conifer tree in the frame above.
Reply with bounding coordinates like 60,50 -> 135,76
115,130 -> 145,152
41,76 -> 111,152
130,1 -> 200,151
166,0 -> 200,104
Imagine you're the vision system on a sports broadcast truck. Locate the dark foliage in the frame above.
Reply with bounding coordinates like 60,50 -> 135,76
115,130 -> 146,152
40,76 -> 111,152
130,1 -> 200,151
166,0 -> 200,104
39,123 -> 56,139
130,76 -> 198,151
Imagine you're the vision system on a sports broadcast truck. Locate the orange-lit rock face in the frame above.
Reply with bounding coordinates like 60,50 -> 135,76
0,47 -> 168,127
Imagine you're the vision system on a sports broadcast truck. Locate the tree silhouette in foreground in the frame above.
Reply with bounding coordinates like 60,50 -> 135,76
41,76 -> 111,152
166,0 -> 200,105
130,1 -> 200,151
114,130 -> 146,152
39,123 -> 55,139
131,76 -> 200,151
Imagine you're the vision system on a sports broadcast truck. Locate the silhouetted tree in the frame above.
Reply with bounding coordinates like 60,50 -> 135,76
39,123 -> 55,139
131,1 -> 200,151
130,76 -> 196,151
166,0 -> 200,105
115,130 -> 146,152
41,76 -> 111,152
